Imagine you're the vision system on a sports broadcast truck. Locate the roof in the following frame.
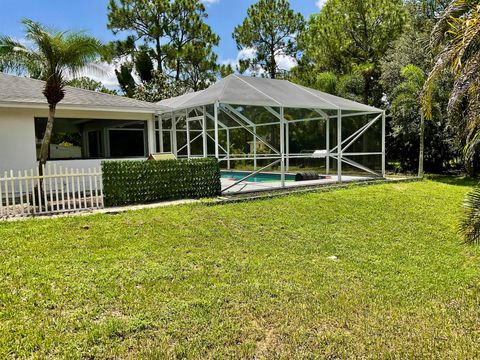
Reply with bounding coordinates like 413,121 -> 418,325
0,73 -> 170,113
157,74 -> 381,113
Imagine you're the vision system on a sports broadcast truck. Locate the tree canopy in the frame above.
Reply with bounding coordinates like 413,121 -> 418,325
107,0 -> 219,98
297,0 -> 407,105
233,0 -> 305,78
67,77 -> 117,95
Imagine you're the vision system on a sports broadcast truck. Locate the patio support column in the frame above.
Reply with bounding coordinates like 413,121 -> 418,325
286,121 -> 290,172
337,109 -> 342,183
214,101 -> 220,159
158,115 -> 164,153
186,117 -> 191,160
326,116 -> 330,175
227,129 -> 231,170
253,125 -> 257,171
280,107 -> 286,188
202,106 -> 207,158
382,111 -> 386,177
172,115 -> 178,157
147,116 -> 156,156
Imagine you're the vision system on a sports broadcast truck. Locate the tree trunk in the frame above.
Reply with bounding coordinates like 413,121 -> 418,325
176,58 -> 181,82
418,111 -> 425,178
270,47 -> 276,79
38,104 -> 56,175
156,38 -> 163,73
363,74 -> 370,105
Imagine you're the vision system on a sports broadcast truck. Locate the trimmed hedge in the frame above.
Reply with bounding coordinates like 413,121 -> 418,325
102,158 -> 221,207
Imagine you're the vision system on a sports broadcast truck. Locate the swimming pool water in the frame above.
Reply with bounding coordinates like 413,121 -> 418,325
220,171 -> 296,182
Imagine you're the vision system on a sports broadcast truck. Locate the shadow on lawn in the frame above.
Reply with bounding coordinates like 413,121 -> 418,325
427,175 -> 479,187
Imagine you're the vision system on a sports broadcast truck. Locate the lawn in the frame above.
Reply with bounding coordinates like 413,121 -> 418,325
1,178 -> 479,358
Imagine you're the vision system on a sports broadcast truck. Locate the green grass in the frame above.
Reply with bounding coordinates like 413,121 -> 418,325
1,179 -> 479,358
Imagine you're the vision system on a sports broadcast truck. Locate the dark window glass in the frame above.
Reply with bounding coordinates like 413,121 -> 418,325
109,130 -> 145,158
88,131 -> 103,158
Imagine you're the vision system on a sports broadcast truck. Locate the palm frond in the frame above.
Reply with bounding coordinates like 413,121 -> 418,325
460,184 -> 480,244
447,56 -> 480,119
431,0 -> 476,49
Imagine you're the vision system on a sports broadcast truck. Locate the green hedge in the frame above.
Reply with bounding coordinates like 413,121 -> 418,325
102,158 -> 221,207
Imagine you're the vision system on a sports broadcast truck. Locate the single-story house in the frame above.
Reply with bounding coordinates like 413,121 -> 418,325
0,73 -> 167,175
0,72 -> 385,186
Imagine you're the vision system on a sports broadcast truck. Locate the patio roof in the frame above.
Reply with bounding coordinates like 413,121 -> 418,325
0,72 -> 170,113
157,74 -> 381,113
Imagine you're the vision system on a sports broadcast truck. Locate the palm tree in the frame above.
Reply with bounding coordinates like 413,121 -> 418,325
393,65 -> 427,177
422,0 -> 480,171
0,19 -> 103,173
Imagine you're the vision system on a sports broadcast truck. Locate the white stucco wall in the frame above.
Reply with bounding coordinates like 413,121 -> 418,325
0,108 -> 37,174
47,157 -> 147,172
0,106 -> 156,175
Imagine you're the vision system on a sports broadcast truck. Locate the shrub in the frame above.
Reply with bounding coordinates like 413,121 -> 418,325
102,159 -> 221,207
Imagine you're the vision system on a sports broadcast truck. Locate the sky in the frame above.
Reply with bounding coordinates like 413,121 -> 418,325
0,0 -> 325,88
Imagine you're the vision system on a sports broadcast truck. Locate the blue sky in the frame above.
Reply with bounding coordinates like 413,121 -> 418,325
0,0 -> 324,86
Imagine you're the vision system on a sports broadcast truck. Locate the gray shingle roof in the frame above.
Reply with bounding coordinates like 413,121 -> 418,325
0,72 -> 169,112
157,74 -> 382,113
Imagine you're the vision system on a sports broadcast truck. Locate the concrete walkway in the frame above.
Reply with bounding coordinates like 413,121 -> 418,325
221,175 -> 373,194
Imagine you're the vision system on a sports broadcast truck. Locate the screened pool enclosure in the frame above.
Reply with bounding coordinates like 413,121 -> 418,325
156,75 -> 385,193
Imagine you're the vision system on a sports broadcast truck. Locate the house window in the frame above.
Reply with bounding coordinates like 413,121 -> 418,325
35,118 -> 147,160
109,129 -> 145,158
87,131 -> 103,158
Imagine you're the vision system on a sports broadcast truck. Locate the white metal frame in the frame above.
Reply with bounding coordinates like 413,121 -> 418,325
157,103 -> 385,193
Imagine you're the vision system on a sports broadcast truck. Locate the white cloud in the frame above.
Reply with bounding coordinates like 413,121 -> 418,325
220,47 -> 297,76
275,54 -> 297,71
201,0 -> 220,5
315,0 -> 327,10
220,47 -> 256,73
238,47 -> 256,61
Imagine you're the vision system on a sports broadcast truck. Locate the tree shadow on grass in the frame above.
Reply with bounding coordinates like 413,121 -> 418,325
426,175 -> 479,187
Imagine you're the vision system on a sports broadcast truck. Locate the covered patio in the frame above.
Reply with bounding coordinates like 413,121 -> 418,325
157,74 -> 385,194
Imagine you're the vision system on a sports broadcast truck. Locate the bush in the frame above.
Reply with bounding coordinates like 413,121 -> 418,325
102,159 -> 221,207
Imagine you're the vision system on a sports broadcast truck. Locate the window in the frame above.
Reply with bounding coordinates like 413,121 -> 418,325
35,118 -> 147,160
87,131 -> 103,158
109,129 -> 145,158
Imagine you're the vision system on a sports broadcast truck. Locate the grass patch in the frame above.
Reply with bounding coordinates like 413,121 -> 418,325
1,179 -> 479,358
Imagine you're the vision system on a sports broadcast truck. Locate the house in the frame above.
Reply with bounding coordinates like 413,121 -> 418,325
0,73 -> 167,174
0,72 -> 385,185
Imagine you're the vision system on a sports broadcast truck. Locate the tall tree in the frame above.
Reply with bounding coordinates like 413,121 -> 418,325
380,24 -> 458,174
135,47 -> 154,83
0,19 -> 103,171
423,0 -> 480,173
107,0 -> 170,72
107,0 -> 219,95
406,0 -> 451,22
165,0 -> 219,82
392,65 -> 427,177
181,44 -> 218,91
233,0 -> 305,78
297,0 -> 406,105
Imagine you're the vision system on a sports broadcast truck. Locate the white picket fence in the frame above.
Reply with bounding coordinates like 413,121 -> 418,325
0,164 -> 104,219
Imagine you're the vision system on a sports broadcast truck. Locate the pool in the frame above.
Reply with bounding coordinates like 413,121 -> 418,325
221,171 -> 296,182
